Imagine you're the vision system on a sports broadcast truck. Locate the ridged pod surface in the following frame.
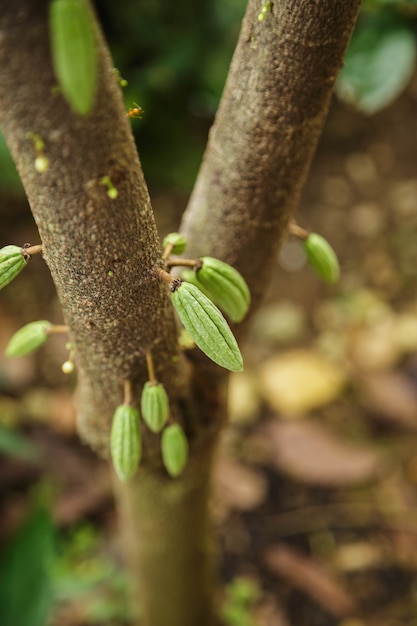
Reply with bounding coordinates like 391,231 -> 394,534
161,423 -> 188,477
196,256 -> 250,323
49,0 -> 97,115
110,404 -> 141,482
303,233 -> 340,284
141,381 -> 169,433
171,281 -> 243,372
5,320 -> 52,357
0,245 -> 28,290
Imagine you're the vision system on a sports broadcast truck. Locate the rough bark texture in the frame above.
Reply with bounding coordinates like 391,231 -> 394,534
0,3 -> 219,624
181,0 -> 361,322
0,0 -> 184,455
0,0 -> 360,625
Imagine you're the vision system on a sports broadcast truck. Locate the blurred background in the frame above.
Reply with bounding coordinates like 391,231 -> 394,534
1,1 -> 417,625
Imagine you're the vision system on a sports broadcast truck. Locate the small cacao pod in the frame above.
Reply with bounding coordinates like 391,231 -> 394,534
49,0 -> 98,115
0,245 -> 28,291
141,381 -> 169,433
5,320 -> 52,357
110,404 -> 141,482
162,232 -> 187,255
196,256 -> 250,322
303,233 -> 340,284
161,423 -> 188,477
171,281 -> 243,372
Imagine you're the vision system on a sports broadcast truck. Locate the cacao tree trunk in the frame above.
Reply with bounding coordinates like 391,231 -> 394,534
0,1 -> 360,625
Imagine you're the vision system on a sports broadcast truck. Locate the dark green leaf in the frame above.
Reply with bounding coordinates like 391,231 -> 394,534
0,505 -> 55,626
337,12 -> 416,114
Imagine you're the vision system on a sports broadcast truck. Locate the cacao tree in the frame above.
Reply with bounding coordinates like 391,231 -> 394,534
0,0 -> 360,624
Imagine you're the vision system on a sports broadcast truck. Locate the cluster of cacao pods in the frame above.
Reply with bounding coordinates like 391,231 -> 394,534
162,232 -> 249,372
110,379 -> 188,482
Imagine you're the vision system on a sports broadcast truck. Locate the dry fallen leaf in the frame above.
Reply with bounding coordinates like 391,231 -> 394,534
263,543 -> 356,618
261,420 -> 383,487
258,350 -> 346,415
213,457 -> 268,518
358,371 -> 417,430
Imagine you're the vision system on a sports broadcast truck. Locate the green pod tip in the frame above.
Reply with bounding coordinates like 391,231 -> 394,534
0,245 -> 28,291
110,404 -> 141,482
161,423 -> 189,477
141,381 -> 170,434
162,232 -> 187,255
5,320 -> 52,357
303,233 -> 340,284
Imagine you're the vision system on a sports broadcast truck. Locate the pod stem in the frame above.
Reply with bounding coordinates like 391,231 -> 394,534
289,221 -> 309,241
145,351 -> 157,385
165,257 -> 202,271
161,242 -> 174,261
47,324 -> 69,335
124,379 -> 133,406
22,244 -> 43,257
155,267 -> 182,292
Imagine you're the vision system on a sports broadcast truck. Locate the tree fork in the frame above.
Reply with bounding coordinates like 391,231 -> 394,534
0,2 -> 220,625
0,0 -> 360,625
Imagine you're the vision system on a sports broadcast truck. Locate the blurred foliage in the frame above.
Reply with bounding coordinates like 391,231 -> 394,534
221,576 -> 260,626
95,0 -> 245,190
337,2 -> 417,114
0,499 -> 55,626
53,523 -> 132,624
0,133 -> 24,196
0,506 -> 132,626
0,0 -> 416,194
0,423 -> 40,461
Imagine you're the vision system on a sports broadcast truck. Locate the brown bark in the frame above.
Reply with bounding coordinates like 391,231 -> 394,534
0,0 -> 183,453
181,0 -> 361,321
0,3 -> 218,624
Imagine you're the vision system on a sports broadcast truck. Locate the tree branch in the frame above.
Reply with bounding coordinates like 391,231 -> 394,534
181,0 -> 360,323
0,0 -> 184,454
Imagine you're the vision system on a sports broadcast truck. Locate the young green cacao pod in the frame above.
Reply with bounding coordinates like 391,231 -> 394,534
171,281 -> 243,372
110,404 -> 141,482
303,233 -> 340,284
141,381 -> 169,433
196,257 -> 250,323
161,423 -> 188,477
5,321 -> 52,357
49,0 -> 98,115
0,246 -> 28,290
180,269 -> 211,298
162,232 -> 187,255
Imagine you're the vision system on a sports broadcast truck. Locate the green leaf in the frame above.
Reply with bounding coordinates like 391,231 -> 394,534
337,12 -> 416,114
49,0 -> 98,115
161,424 -> 188,477
0,425 -> 40,462
5,321 -> 52,357
171,281 -> 243,372
0,505 -> 55,626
